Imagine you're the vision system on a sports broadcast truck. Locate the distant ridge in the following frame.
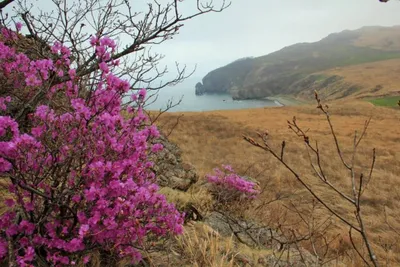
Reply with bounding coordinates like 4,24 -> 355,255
196,25 -> 400,100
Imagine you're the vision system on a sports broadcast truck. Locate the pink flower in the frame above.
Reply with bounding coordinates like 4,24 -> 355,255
112,59 -> 120,66
99,62 -> 109,73
0,32 -> 184,265
79,224 -> 89,237
4,199 -> 15,207
0,116 -> 19,137
83,255 -> 91,264
51,41 -> 62,54
138,88 -> 146,100
90,36 -> 99,46
72,195 -> 81,203
24,247 -> 35,261
19,220 -> 35,235
19,237 -> 30,247
68,69 -> 76,80
6,224 -> 18,236
15,22 -> 23,31
206,165 -> 260,202
100,36 -> 116,51
0,240 -> 8,259
25,74 -> 41,86
24,202 -> 34,211
151,143 -> 163,153
31,125 -> 46,138
0,96 -> 11,111
67,238 -> 84,252
0,158 -> 12,172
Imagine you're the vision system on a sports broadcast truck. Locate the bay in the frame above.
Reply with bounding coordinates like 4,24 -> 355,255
145,85 -> 281,112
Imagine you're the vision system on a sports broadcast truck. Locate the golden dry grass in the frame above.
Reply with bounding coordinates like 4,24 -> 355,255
156,100 -> 400,265
321,58 -> 400,98
159,186 -> 214,212
171,222 -> 278,267
173,223 -> 237,267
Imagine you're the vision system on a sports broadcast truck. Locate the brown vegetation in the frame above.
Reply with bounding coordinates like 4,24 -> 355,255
321,59 -> 400,99
156,100 -> 400,265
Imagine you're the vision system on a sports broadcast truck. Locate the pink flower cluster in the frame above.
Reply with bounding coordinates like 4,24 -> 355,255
0,40 -> 54,88
206,165 -> 260,203
0,28 -> 183,266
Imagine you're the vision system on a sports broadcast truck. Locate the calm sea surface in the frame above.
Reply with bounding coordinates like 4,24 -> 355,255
145,86 -> 280,112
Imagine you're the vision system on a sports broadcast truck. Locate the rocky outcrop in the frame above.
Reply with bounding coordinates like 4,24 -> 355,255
196,57 -> 255,95
203,212 -> 320,266
152,135 -> 198,191
195,82 -> 205,95
204,212 -> 278,248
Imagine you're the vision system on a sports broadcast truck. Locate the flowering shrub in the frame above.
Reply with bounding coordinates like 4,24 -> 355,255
206,165 -> 260,203
0,27 -> 183,266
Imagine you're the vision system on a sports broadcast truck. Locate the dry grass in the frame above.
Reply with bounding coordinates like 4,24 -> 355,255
171,222 -> 275,267
174,223 -> 237,267
321,58 -> 400,98
156,100 -> 400,265
159,186 -> 214,212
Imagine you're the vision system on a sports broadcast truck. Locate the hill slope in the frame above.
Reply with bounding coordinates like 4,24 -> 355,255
196,26 -> 400,100
158,102 -> 400,265
296,58 -> 400,100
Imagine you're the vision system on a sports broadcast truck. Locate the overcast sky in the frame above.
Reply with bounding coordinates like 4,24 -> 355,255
153,0 -> 400,81
16,0 -> 400,86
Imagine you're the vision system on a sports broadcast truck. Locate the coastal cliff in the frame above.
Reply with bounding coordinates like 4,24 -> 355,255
196,26 -> 400,100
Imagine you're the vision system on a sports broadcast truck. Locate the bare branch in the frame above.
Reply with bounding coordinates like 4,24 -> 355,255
0,0 -> 14,10
243,91 -> 379,266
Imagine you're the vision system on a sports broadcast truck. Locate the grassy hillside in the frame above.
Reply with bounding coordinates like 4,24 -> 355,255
157,102 -> 400,265
291,58 -> 400,101
197,26 -> 400,101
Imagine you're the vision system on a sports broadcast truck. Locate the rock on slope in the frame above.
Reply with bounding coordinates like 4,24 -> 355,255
152,135 -> 198,191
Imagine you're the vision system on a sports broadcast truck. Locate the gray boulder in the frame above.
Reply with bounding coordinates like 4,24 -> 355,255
195,82 -> 205,95
151,135 -> 198,191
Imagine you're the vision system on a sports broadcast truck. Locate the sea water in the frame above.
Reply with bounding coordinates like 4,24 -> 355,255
144,85 -> 279,112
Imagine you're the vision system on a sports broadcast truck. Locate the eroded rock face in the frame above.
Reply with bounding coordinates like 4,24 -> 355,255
195,82 -> 205,95
152,135 -> 198,191
204,212 -> 280,249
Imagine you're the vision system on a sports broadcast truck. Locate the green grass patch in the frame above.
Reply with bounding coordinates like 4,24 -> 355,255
368,96 -> 400,107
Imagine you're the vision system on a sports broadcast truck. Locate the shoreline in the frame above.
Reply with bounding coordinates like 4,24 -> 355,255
265,96 -> 305,106
273,100 -> 284,107
146,95 -> 305,113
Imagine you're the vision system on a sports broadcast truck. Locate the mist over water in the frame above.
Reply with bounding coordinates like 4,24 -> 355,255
145,83 -> 279,112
